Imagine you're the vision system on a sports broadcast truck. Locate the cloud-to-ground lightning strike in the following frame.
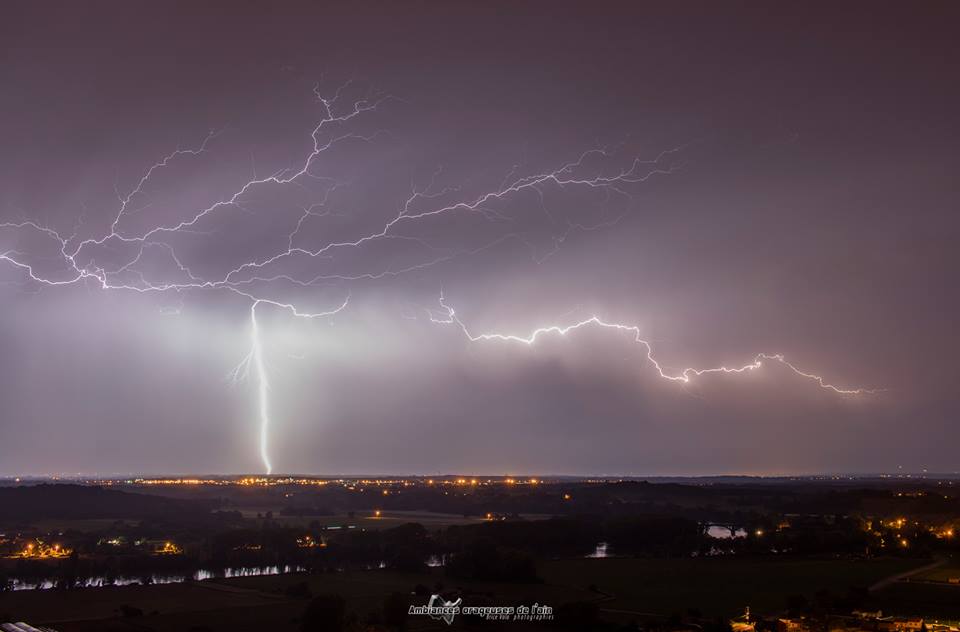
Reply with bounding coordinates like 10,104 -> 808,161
0,82 -> 880,473
227,304 -> 275,474
250,302 -> 272,475
229,295 -> 350,474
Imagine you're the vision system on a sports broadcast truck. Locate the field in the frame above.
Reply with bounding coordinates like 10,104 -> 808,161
29,518 -> 140,533
236,509 -> 548,530
2,566 -> 577,631
0,556 -> 932,631
870,582 -> 960,619
907,556 -> 960,584
0,581 -> 293,630
865,555 -> 960,619
539,557 -> 926,619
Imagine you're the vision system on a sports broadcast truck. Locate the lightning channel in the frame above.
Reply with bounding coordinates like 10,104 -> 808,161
250,301 -> 272,475
431,294 -> 880,396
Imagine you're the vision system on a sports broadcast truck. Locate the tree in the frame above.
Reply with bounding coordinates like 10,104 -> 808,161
446,538 -> 538,582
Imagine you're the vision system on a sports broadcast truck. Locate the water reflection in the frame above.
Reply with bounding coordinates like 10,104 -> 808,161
7,564 -> 305,592
706,525 -> 747,539
586,542 -> 610,558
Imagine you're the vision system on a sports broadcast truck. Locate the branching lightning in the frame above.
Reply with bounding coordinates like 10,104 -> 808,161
0,81 -> 880,473
431,294 -> 880,396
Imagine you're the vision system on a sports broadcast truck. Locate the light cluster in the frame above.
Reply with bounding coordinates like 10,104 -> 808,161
10,540 -> 72,560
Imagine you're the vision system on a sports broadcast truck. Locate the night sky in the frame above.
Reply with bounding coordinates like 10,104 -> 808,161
1,2 -> 958,476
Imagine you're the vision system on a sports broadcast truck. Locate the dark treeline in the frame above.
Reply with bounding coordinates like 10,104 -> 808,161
130,479 -> 960,527
7,480 -> 959,525
0,484 -> 214,521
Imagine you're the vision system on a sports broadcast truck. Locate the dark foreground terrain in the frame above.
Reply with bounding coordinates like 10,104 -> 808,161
1,476 -> 959,631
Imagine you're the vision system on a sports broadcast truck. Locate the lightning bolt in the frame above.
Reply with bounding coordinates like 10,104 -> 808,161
431,294 -> 880,396
229,294 -> 350,474
250,301 -> 272,475
0,81 -> 879,474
